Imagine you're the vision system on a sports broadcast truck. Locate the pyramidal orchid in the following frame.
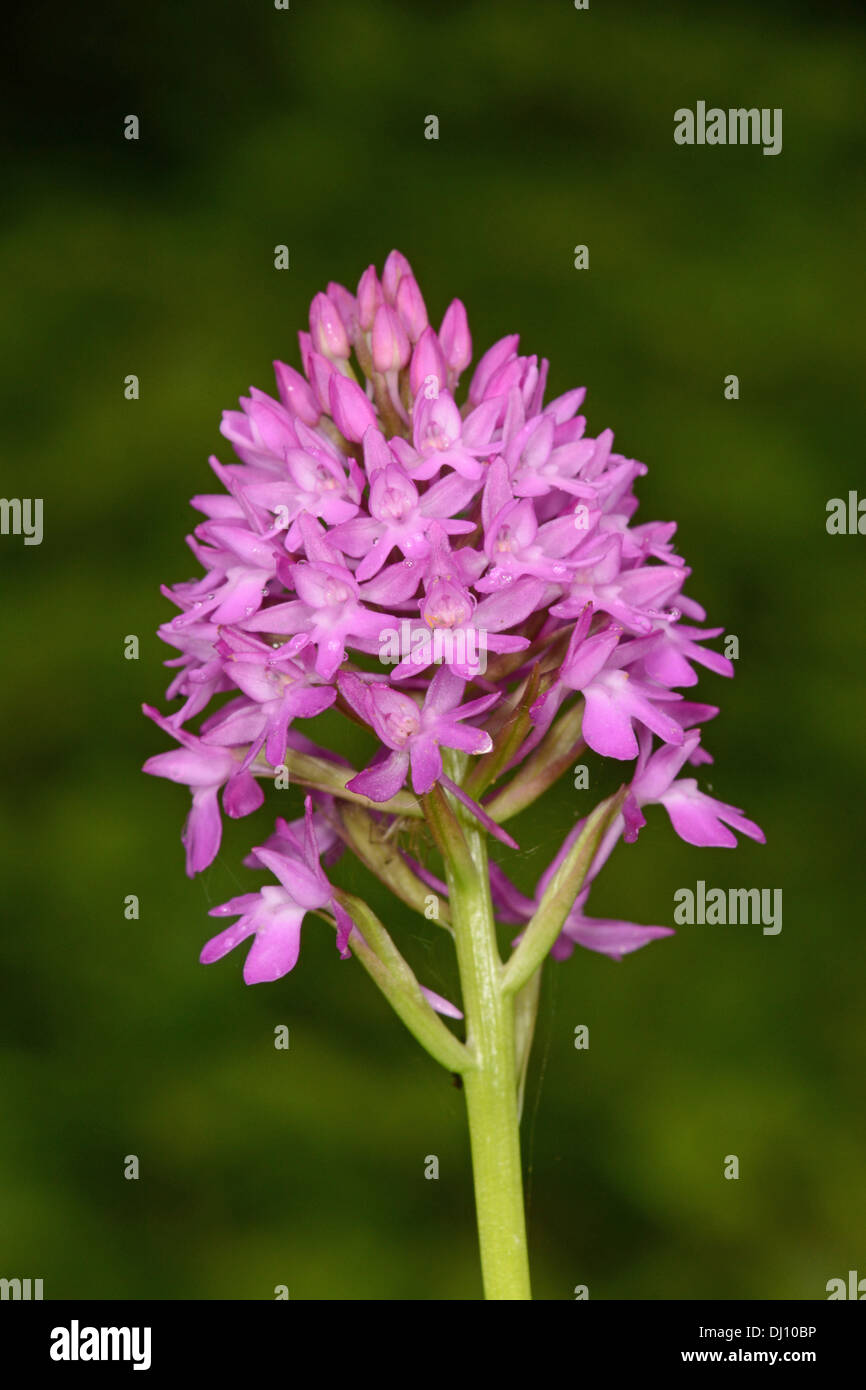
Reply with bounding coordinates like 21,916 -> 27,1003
144,251 -> 763,1299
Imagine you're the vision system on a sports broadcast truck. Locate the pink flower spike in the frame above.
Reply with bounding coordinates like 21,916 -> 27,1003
146,247 -> 765,1100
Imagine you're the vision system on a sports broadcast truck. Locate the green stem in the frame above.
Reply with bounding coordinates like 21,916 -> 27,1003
438,775 -> 532,1301
514,966 -> 542,1124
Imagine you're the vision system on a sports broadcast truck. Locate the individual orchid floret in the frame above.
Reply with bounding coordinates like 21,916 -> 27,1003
242,558 -> 398,680
622,728 -> 767,845
582,729 -> 766,883
240,441 -> 362,531
330,461 -> 477,580
201,797 -> 355,983
157,617 -> 230,727
245,802 -> 343,871
390,582 -> 537,680
477,460 -> 585,591
551,534 -> 687,636
201,632 -> 337,768
219,390 -> 300,470
142,704 -> 264,875
395,389 -> 500,482
651,772 -> 766,848
530,606 -> 684,759
467,333 -> 520,406
339,666 -> 498,800
628,620 -> 735,687
505,411 -> 595,499
163,551 -> 274,631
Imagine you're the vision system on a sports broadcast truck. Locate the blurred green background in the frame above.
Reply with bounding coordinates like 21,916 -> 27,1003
2,0 -> 864,1300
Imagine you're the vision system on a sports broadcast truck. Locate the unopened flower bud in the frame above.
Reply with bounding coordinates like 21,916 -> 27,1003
469,333 -> 520,405
310,292 -> 351,361
357,265 -> 384,330
439,299 -> 472,373
395,274 -> 428,342
329,373 -> 378,442
382,249 -> 413,305
327,281 -> 358,339
307,350 -> 337,413
409,326 -> 447,401
273,360 -> 321,425
372,304 -> 411,373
